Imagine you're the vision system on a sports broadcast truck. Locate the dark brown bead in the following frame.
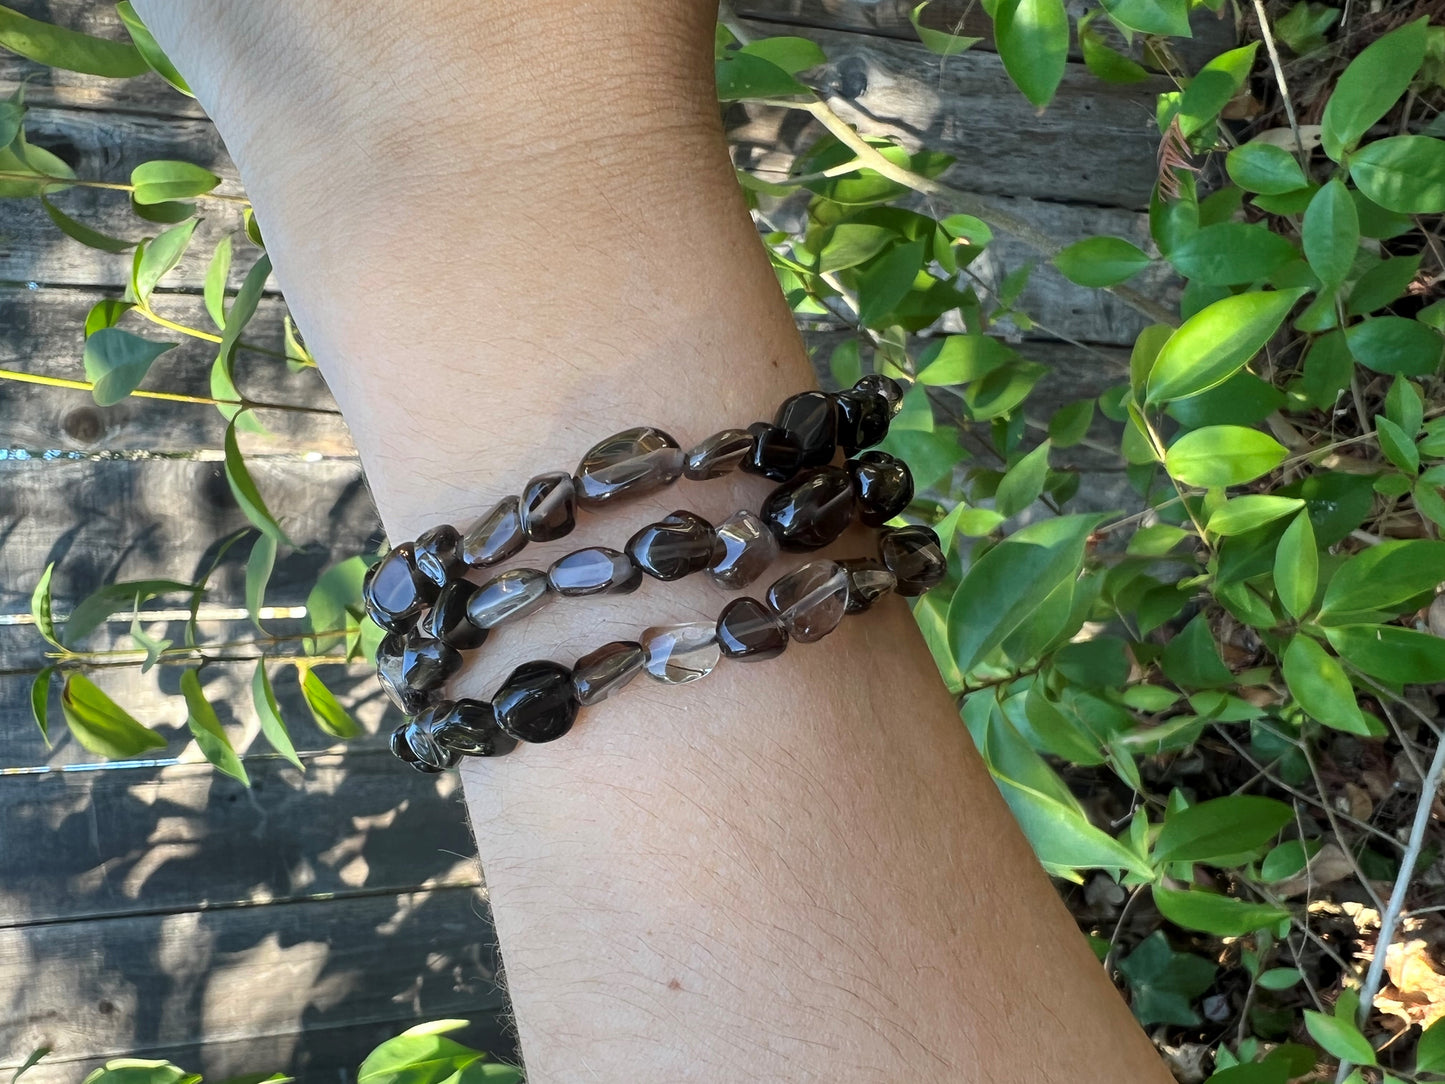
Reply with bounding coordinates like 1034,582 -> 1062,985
521,471 -> 577,542
413,524 -> 464,588
848,451 -> 915,526
834,388 -> 891,455
572,640 -> 645,706
765,560 -> 849,643
774,391 -> 837,468
854,373 -> 905,417
760,466 -> 857,551
461,496 -> 527,568
492,660 -> 579,743
377,628 -> 462,714
430,698 -> 518,758
838,557 -> 897,614
740,422 -> 805,483
625,510 -> 720,581
574,427 -> 684,508
547,547 -> 642,597
879,525 -> 946,596
420,580 -> 489,650
363,543 -> 438,632
709,509 -> 779,589
684,428 -> 753,480
716,596 -> 788,661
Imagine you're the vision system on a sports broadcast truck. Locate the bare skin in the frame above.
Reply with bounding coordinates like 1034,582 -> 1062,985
131,2 -> 1174,1080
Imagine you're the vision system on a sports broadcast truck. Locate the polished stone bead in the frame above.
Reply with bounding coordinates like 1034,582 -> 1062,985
683,428 -> 753,480
716,597 -> 788,661
838,557 -> 898,614
848,451 -> 915,526
641,622 -> 721,684
626,511 -> 720,581
465,568 -> 553,629
879,525 -> 946,596
709,509 -> 780,590
390,724 -> 424,766
855,373 -> 905,417
574,427 -> 685,508
420,580 -> 489,650
413,524 -> 464,589
775,391 -> 837,468
547,546 -> 642,597
572,640 -> 645,706
363,543 -> 437,632
739,422 -> 805,483
429,698 -> 518,758
765,559 -> 849,643
461,496 -> 527,568
392,721 -> 454,773
833,388 -> 891,455
402,706 -> 462,771
376,629 -> 463,714
761,466 -> 857,551
521,471 -> 577,542
492,660 -> 579,743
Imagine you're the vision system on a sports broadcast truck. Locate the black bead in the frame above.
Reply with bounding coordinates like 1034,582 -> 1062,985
521,471 -> 577,542
740,422 -> 805,483
376,628 -> 463,714
430,698 -> 519,758
879,525 -> 946,597
363,543 -> 437,632
833,388 -> 891,455
716,596 -> 788,661
684,428 -> 753,480
574,427 -> 684,508
402,706 -> 463,771
547,546 -> 643,596
625,510 -> 720,581
390,725 -> 419,764
774,391 -> 837,468
572,640 -> 646,706
420,580 -> 489,650
461,496 -> 527,568
848,451 -> 915,527
838,557 -> 897,614
413,524 -> 464,589
760,465 -> 857,551
492,660 -> 579,743
854,374 -> 905,417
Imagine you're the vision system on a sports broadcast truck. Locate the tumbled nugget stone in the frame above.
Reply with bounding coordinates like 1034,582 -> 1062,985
848,451 -> 915,527
833,388 -> 890,456
775,390 -> 837,468
626,510 -> 719,581
716,597 -> 788,661
709,509 -> 780,589
431,698 -> 518,758
547,546 -> 643,597
574,427 -> 685,508
739,422 -> 805,483
854,373 -> 905,417
403,704 -> 461,771
521,471 -> 577,542
465,567 -> 553,629
684,428 -> 753,480
461,496 -> 526,568
879,525 -> 946,597
642,622 -> 721,684
492,660 -> 579,743
765,559 -> 849,643
420,579 -> 489,650
377,628 -> 462,714
572,640 -> 646,706
413,523 -> 464,588
838,557 -> 897,614
760,465 -> 857,551
364,543 -> 437,632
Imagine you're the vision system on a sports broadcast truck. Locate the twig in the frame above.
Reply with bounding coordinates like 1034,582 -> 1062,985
1249,0 -> 1309,163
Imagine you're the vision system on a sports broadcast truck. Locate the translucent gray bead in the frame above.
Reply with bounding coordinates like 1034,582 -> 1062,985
684,428 -> 753,480
572,640 -> 646,706
574,426 -> 685,509
709,509 -> 780,590
765,560 -> 849,643
461,496 -> 526,568
838,558 -> 897,614
521,471 -> 577,542
465,568 -> 553,629
641,622 -> 721,685
547,547 -> 642,597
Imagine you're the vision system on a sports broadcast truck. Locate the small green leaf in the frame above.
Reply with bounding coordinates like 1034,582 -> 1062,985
1418,1015 -> 1445,1073
1225,142 -> 1309,195
1078,18 -> 1148,84
1258,967 -> 1304,990
29,561 -> 60,648
82,327 -> 178,407
1127,523 -> 1188,556
84,299 -> 135,337
40,192 -> 134,252
1302,180 -> 1359,288
1168,222 -> 1298,285
1319,539 -> 1445,622
1274,511 -> 1318,620
1100,0 -> 1190,35
1323,624 -> 1445,685
224,419 -> 292,545
1276,1 -> 1338,54
61,578 -> 191,648
30,666 -> 54,746
1164,426 -> 1288,488
1321,18 -> 1428,162
0,4 -> 147,76
245,532 -> 275,631
715,51 -> 809,100
1348,255 -> 1421,317
306,556 -> 368,655
856,239 -> 925,326
61,672 -> 166,759
115,2 -> 192,95
996,775 -> 1151,876
1261,838 -> 1320,882
1053,236 -> 1151,288
1282,635 -> 1370,735
1345,317 -> 1442,376
130,159 -> 221,204
300,669 -> 361,739
1152,886 -> 1289,937
1146,290 -> 1304,403
1376,416 -> 1419,475
128,612 -> 171,674
252,661 -> 303,771
357,1022 -> 484,1084
203,234 -> 232,331
1304,1010 -> 1377,1066
1350,136 -> 1445,214
1208,495 -> 1304,536
909,2 -> 982,56
1160,615 -> 1233,689
916,334 -> 1014,386
134,217 -> 197,301
1385,375 -> 1424,436
735,35 -> 826,74
995,440 -> 1050,518
1116,932 -> 1217,1027
1048,399 -> 1094,447
1176,44 -> 1258,140
994,0 -> 1068,109
1153,795 -> 1294,865
180,669 -> 248,785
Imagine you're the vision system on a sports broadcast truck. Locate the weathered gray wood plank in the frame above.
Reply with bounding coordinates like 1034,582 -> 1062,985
0,886 -> 514,1081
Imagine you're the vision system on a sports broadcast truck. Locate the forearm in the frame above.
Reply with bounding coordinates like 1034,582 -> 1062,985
131,3 -> 1171,1080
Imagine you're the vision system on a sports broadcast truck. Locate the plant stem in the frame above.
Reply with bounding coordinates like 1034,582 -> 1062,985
0,367 -> 341,415
139,305 -> 223,343
1248,0 -> 1309,164
0,169 -> 251,204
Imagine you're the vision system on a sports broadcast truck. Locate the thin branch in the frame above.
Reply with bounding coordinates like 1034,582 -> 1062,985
1249,0 -> 1309,162
0,367 -> 341,415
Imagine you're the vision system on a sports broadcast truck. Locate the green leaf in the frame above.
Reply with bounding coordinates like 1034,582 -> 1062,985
877,426 -> 963,491
82,1060 -> 199,1084
1225,142 -> 1309,195
1164,426 -> 1288,488
1304,1010 -> 1377,1066
1386,374 -> 1425,436
1350,136 -> 1445,214
1127,524 -> 1188,556
1418,1015 -> 1445,1074
252,661 -> 303,771
245,532 -> 275,631
40,192 -> 134,253
11,1044 -> 52,1082
84,298 -> 134,337
995,440 -> 1050,518
1168,223 -> 1298,286
0,4 -> 146,76
134,217 -> 197,301
715,52 -> 809,101
1153,795 -> 1293,865
82,327 -> 177,406
1053,236 -> 1151,288
1324,624 -> 1445,685
1208,495 -> 1304,536
1146,290 -> 1304,403
60,672 -> 166,759
1167,372 -> 1284,429
1160,615 -> 1233,689
1348,255 -> 1421,317
1048,399 -> 1094,447
1117,931 -> 1217,1027
994,0 -> 1068,109
306,556 -> 368,654
818,223 -> 894,274
856,239 -> 925,327
1321,18 -> 1427,162
1302,180 -> 1359,288
30,666 -> 54,746
965,359 -> 1046,419
62,578 -> 191,648
1176,44 -> 1258,139
224,419 -> 291,544
1152,886 -> 1289,936
737,35 -> 827,73
1100,0 -> 1190,36
995,775 -> 1150,876
1274,511 -> 1318,620
300,669 -> 361,739
916,334 -> 1014,386
1078,16 -> 1148,84
29,561 -> 60,649
1258,967 -> 1304,990
1276,1 -> 1339,54
203,234 -> 232,331
947,514 -> 1100,673
130,159 -> 221,204
909,2 -> 982,55
1376,416 -> 1419,475
1345,317 -> 1442,376
357,1021 -> 483,1084
128,612 -> 171,673
130,194 -> 194,224
115,2 -> 191,95
1282,635 -> 1370,735
0,130 -> 75,198
1261,838 -> 1321,882
1320,539 -> 1445,622
180,669 -> 248,785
